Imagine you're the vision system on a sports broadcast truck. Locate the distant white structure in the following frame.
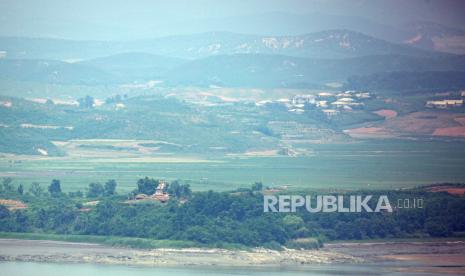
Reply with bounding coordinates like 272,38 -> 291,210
289,108 -> 305,114
316,100 -> 328,108
276,98 -> 291,103
338,97 -> 355,102
318,92 -> 333,97
322,109 -> 339,117
37,148 -> 48,156
279,90 -> 370,115
331,100 -> 362,108
255,100 -> 272,106
292,94 -> 315,106
0,101 -> 12,108
426,99 -> 463,109
336,90 -> 371,99
354,92 -> 371,99
115,103 -> 126,109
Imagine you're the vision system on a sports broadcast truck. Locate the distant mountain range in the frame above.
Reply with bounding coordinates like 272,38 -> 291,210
164,54 -> 465,88
1,27 -> 464,89
183,13 -> 465,55
134,30 -> 434,59
2,11 -> 464,55
2,52 -> 464,88
0,29 -> 436,61
402,21 -> 465,54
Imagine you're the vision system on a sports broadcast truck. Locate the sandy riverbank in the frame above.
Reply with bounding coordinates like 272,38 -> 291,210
324,241 -> 465,274
0,239 -> 359,267
1,238 -> 465,274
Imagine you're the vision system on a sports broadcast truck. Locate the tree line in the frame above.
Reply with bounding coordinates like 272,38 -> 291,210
0,177 -> 464,249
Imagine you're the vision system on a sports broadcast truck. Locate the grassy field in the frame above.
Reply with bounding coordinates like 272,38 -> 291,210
1,139 -> 465,193
0,232 -> 250,250
0,232 -> 198,249
326,236 -> 465,244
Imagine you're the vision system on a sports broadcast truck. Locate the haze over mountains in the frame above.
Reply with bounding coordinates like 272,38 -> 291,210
0,28 -> 464,88
1,8 -> 465,90
165,13 -> 465,55
0,29 -> 435,60
2,6 -> 465,53
1,1 -> 465,159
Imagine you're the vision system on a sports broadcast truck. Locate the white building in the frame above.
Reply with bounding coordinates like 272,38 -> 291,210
292,94 -> 316,106
426,99 -> 463,109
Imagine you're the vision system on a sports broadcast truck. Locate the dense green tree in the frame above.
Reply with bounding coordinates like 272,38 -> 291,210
104,179 -> 117,196
78,95 -> 95,109
48,179 -> 62,197
0,205 -> 10,219
17,184 -> 24,195
251,182 -> 263,191
425,217 -> 451,237
69,190 -> 84,198
168,181 -> 191,198
87,183 -> 105,198
29,182 -> 43,197
283,215 -> 306,238
184,226 -> 216,243
14,211 -> 29,232
137,177 -> 158,195
2,177 -> 14,192
1,182 -> 464,248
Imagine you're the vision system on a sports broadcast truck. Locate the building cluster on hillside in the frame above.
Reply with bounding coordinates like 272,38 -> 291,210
257,90 -> 371,117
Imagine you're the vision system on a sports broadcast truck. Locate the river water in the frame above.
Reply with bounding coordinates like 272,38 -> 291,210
0,261 -> 443,276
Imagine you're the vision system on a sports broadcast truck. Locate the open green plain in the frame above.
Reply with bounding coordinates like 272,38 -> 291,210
2,139 -> 465,193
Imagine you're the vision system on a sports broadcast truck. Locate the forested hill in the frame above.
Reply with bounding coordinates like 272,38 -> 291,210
1,178 -> 464,249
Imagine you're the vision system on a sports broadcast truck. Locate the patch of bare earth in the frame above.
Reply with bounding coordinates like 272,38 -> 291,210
433,126 -> 465,137
432,115 -> 465,137
373,109 -> 397,119
382,111 -> 457,135
0,199 -> 27,210
347,112 -> 465,138
427,186 -> 465,196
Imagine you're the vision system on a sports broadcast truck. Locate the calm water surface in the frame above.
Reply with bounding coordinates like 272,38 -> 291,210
0,261 -> 441,276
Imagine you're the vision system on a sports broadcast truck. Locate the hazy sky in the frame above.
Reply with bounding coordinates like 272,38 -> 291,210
1,0 -> 465,39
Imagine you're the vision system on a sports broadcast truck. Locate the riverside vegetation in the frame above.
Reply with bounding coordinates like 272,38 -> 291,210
0,177 -> 464,250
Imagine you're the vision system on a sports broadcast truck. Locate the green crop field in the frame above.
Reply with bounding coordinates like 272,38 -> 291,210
2,139 -> 465,193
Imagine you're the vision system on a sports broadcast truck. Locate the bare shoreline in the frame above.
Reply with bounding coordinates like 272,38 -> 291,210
0,239 -> 360,267
1,238 -> 465,274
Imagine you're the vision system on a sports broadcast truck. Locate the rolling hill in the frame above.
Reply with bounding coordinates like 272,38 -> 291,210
165,54 -> 465,88
81,52 -> 186,82
0,30 -> 435,61
140,30 -> 434,59
1,53 -> 465,87
0,59 -> 115,84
